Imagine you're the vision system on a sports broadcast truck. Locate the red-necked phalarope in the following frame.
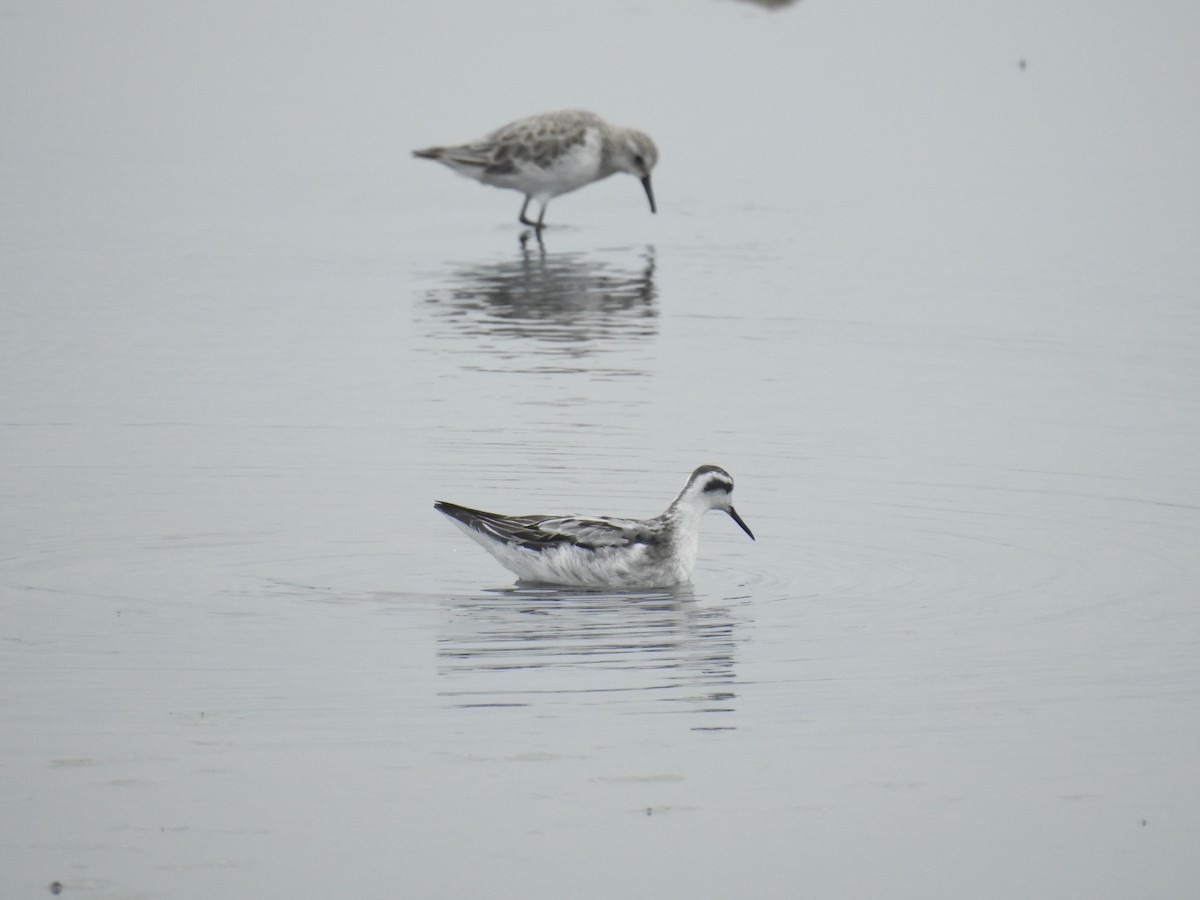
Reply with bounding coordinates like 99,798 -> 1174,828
435,465 -> 753,589
413,109 -> 658,231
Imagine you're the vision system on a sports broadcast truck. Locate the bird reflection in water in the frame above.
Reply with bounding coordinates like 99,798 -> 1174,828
437,586 -> 741,728
420,245 -> 657,356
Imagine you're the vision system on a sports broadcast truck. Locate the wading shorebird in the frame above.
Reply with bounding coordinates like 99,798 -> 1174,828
435,465 -> 753,589
413,109 -> 658,231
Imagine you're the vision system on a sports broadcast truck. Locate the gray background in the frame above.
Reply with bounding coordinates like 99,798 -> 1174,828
3,1 -> 1198,898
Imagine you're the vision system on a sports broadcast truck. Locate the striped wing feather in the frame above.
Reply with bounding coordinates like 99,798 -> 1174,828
436,502 -> 647,550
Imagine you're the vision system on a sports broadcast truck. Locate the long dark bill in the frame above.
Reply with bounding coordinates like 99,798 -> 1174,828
727,506 -> 755,541
641,176 -> 657,214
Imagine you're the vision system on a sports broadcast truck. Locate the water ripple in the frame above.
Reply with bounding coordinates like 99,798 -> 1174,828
436,585 -> 742,726
416,245 -> 658,365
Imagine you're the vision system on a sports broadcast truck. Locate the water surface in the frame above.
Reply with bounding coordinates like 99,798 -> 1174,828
3,2 -> 1198,898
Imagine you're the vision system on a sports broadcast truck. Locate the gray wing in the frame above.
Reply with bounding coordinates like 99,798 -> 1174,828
415,111 -> 600,175
534,514 -> 649,548
435,502 -> 650,551
478,113 -> 599,173
412,140 -> 516,175
412,144 -> 492,168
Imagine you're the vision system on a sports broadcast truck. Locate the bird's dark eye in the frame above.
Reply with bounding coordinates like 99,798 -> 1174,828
634,155 -> 645,168
703,478 -> 732,494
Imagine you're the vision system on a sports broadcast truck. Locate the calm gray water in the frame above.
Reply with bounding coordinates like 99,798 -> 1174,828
3,2 -> 1199,898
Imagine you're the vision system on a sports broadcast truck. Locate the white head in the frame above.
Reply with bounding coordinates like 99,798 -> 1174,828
674,465 -> 754,540
612,129 -> 659,214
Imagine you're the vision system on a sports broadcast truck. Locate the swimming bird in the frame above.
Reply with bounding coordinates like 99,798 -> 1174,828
435,465 -> 753,589
413,109 -> 658,231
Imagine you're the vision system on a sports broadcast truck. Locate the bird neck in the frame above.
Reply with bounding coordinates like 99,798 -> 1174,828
664,495 -> 709,536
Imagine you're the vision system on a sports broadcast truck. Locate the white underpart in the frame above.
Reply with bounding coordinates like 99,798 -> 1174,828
482,128 -> 604,203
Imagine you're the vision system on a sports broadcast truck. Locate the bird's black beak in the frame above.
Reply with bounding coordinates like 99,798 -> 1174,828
641,175 -> 656,214
727,506 -> 754,541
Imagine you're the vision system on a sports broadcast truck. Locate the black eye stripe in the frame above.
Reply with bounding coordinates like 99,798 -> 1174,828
703,479 -> 733,494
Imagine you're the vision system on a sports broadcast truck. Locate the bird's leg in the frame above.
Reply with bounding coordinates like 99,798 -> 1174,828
518,196 -> 540,228
518,196 -> 547,231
